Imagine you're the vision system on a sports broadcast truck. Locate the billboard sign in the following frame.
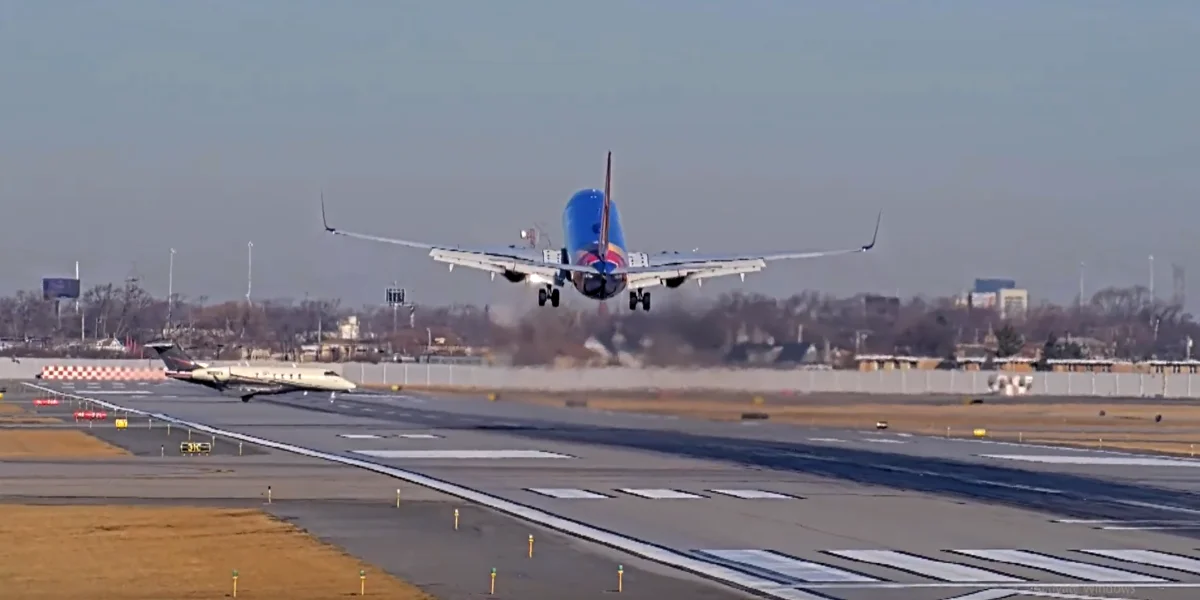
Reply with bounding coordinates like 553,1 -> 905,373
42,277 -> 81,300
385,287 -> 405,305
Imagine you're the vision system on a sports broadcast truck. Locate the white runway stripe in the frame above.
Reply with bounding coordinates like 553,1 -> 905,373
981,454 -> 1200,468
949,549 -> 1169,583
527,488 -> 610,499
1076,549 -> 1200,575
397,434 -> 442,439
942,591 -> 1018,600
825,550 -> 1024,583
353,450 -> 572,459
707,489 -> 796,499
618,488 -> 704,499
694,549 -> 877,583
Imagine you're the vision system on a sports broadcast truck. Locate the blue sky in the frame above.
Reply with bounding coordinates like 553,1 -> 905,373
1,1 -> 1197,311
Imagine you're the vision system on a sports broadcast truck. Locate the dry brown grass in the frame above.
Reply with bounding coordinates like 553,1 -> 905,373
0,504 -> 435,600
0,416 -> 62,424
0,430 -> 129,458
0,401 -> 22,414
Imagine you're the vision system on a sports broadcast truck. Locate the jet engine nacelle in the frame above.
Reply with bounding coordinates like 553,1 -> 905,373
502,270 -> 527,283
663,276 -> 688,289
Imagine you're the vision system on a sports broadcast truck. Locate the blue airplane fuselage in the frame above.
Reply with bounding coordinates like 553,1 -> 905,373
563,189 -> 628,300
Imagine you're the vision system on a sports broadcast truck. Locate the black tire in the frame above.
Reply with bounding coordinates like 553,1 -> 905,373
628,292 -> 638,311
537,288 -> 547,306
550,288 -> 560,307
642,292 -> 651,311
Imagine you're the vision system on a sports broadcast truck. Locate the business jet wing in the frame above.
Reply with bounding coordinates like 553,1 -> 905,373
321,198 -> 597,281
619,212 -> 881,290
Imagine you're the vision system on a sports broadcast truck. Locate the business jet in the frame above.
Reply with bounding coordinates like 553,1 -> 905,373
321,152 -> 879,311
146,341 -> 356,402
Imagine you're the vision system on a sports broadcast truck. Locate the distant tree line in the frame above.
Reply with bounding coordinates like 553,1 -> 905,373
0,280 -> 1193,365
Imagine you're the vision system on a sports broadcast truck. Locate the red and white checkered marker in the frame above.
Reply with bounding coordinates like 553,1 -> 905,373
40,365 -> 166,381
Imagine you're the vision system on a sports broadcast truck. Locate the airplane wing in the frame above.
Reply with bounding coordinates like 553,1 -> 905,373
619,212 -> 881,290
321,198 -> 597,282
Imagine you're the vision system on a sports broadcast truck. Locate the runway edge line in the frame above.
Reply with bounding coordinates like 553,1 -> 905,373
22,383 -> 821,600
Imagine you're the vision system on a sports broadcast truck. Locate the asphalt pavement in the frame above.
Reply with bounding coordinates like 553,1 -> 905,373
18,379 -> 1200,600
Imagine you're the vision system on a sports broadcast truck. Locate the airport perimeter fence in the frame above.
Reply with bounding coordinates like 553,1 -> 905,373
4,357 -> 1199,398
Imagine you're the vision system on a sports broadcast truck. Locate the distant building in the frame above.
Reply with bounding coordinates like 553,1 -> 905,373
969,292 -> 997,309
863,294 -> 900,320
998,288 -> 1029,319
974,278 -> 1016,294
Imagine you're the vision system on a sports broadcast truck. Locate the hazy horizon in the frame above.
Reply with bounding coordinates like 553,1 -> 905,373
2,2 -> 1197,312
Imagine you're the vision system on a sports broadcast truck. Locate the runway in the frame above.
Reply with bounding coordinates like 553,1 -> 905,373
25,379 -> 1200,600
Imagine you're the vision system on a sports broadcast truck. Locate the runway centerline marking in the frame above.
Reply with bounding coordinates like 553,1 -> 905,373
352,449 -> 572,459
527,488 -> 612,499
980,454 -> 1200,467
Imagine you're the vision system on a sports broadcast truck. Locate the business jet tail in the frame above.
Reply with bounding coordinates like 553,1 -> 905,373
145,340 -> 207,372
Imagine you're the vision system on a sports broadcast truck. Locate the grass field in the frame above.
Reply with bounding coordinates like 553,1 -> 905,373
0,430 -> 130,458
0,505 -> 434,599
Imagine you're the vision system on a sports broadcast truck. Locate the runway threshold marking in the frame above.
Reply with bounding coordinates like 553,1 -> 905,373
1076,549 -> 1200,575
24,383 -> 823,600
618,488 -> 705,499
947,549 -> 1169,583
707,489 -> 798,499
824,550 -> 1024,583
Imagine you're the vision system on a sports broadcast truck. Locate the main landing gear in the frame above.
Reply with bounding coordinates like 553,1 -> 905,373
537,286 -> 561,307
629,290 -> 650,311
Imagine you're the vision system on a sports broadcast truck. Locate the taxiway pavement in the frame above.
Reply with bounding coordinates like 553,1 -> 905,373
22,379 -> 1200,600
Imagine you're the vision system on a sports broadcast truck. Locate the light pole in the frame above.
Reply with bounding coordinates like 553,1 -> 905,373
246,241 -> 253,305
166,248 -> 176,329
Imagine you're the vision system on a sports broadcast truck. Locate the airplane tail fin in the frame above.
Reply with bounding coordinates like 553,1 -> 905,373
598,151 -> 613,259
145,340 -> 204,372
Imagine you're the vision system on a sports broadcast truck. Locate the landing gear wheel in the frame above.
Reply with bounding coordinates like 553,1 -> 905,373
537,288 -> 547,306
550,288 -> 560,307
241,395 -> 253,403
629,291 -> 639,311
641,292 -> 651,311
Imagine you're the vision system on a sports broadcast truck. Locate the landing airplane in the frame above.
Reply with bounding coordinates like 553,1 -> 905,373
321,152 -> 880,311
146,341 -> 357,402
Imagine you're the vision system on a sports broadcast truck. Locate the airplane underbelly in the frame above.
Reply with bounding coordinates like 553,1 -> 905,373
573,273 -> 627,300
